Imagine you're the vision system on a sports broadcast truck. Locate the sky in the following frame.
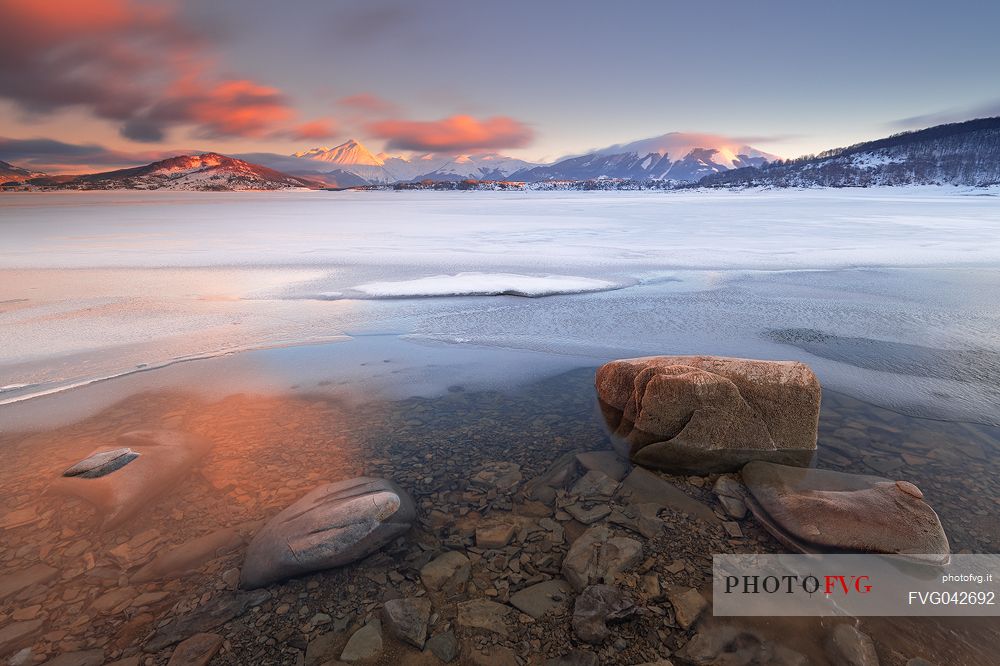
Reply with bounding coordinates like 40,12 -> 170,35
2,0 -> 999,173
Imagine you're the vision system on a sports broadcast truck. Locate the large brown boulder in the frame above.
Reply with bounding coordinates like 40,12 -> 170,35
596,356 -> 820,473
742,461 -> 949,563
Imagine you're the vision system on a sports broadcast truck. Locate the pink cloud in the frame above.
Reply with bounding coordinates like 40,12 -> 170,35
287,118 -> 339,140
338,93 -> 398,116
367,115 -> 533,152
0,0 -> 330,143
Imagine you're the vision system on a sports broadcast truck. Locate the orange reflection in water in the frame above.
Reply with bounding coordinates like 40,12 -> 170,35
0,388 -> 379,660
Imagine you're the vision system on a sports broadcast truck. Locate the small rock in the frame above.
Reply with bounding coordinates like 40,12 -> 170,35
576,451 -> 628,481
718,495 -> 748,519
476,524 -> 515,549
713,474 -> 744,499
12,605 -> 41,621
508,579 -> 573,619
561,525 -> 642,591
825,624 -> 880,666
572,584 -> 635,644
617,468 -> 719,524
667,587 -> 708,629
221,568 -> 240,589
7,648 -> 32,666
665,560 -> 686,574
340,620 -> 382,662
0,564 -> 58,600
678,625 -> 807,665
310,612 -> 332,626
39,650 -> 105,666
420,551 -> 471,593
62,448 -> 139,478
0,507 -> 39,530
382,597 -> 431,648
425,630 -> 458,663
456,599 -> 512,636
469,462 -> 522,491
0,620 -> 43,658
640,574 -> 662,600
564,503 -> 612,525
166,633 -> 223,666
107,529 -> 162,569
304,631 -> 339,666
130,591 -> 170,608
90,587 -> 136,614
570,470 -> 619,498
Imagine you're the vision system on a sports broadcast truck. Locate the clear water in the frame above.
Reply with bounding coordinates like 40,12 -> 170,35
1,189 -> 998,664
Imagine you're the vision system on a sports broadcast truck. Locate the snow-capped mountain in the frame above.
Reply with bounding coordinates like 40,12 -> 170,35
292,139 -> 392,182
292,139 -> 397,182
510,133 -> 777,183
28,153 -> 319,191
290,139 -> 535,183
699,117 -> 1000,188
294,139 -> 383,165
408,153 -> 537,181
0,160 -> 46,184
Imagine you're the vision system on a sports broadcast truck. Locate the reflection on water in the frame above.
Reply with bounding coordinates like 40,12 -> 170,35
0,349 -> 997,664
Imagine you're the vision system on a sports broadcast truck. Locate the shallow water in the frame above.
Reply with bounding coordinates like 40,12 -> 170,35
0,339 -> 997,664
1,190 -> 999,663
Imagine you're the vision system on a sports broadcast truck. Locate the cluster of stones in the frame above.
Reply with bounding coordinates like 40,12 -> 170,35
0,356 -> 960,665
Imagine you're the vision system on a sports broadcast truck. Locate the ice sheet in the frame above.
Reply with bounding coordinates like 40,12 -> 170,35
3,188 -> 1000,271
2,188 -> 999,424
349,272 -> 623,298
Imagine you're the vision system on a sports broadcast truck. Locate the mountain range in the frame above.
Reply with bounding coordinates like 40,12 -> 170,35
4,117 -> 999,191
15,153 -> 318,191
696,117 -> 1000,189
243,139 -> 537,186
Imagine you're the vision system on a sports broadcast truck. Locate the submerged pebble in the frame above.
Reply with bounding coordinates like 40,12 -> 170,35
62,447 -> 139,478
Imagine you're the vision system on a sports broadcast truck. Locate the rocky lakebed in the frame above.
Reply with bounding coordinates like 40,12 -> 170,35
0,357 -> 997,666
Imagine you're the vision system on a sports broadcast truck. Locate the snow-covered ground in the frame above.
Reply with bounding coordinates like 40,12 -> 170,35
1,187 -> 999,425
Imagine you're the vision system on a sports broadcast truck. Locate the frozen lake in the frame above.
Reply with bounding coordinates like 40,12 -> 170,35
2,188 -> 999,425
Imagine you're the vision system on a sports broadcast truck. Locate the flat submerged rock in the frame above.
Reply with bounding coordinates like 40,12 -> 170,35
742,461 -> 950,562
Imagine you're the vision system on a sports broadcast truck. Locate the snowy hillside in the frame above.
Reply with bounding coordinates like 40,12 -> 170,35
27,154 -> 319,191
0,160 -> 46,184
699,117 -> 1000,188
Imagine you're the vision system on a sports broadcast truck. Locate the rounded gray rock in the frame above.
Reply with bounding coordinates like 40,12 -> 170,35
241,477 -> 416,588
